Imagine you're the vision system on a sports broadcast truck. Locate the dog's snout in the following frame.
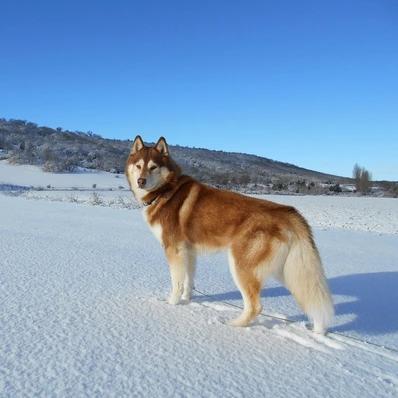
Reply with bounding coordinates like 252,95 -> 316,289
137,178 -> 147,188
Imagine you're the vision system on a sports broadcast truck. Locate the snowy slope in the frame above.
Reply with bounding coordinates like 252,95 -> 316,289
1,194 -> 398,397
0,160 -> 127,190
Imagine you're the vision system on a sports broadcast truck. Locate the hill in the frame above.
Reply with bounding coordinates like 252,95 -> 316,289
0,118 -> 359,194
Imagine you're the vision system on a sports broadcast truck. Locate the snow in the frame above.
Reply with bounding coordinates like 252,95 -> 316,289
2,161 -> 397,234
1,163 -> 398,397
0,160 -> 127,190
257,194 -> 398,235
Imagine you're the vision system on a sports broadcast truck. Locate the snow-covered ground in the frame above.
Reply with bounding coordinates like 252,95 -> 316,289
0,160 -> 128,190
1,162 -> 398,397
258,195 -> 398,235
1,161 -> 397,234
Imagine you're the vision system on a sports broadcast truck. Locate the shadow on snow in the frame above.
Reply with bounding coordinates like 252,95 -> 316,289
194,272 -> 398,336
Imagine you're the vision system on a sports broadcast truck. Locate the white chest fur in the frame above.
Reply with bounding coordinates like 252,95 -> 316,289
143,209 -> 163,245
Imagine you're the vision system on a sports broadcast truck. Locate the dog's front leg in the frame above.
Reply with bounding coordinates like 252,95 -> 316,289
181,248 -> 196,302
165,245 -> 186,305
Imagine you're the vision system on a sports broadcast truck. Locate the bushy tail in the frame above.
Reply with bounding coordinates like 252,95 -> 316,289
282,237 -> 334,334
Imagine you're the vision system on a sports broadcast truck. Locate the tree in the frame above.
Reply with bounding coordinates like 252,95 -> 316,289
353,163 -> 372,194
353,163 -> 361,185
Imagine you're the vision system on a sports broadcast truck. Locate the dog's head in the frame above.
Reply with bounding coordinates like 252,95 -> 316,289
125,136 -> 180,200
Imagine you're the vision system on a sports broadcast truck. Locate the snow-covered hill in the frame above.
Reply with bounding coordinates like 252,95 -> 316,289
0,118 -> 346,186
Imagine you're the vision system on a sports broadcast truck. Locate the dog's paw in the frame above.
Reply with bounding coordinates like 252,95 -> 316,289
228,316 -> 250,327
167,295 -> 181,305
181,293 -> 191,302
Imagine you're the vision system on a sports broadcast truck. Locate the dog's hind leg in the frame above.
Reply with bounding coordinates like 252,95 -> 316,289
228,235 -> 289,327
227,249 -> 264,327
182,247 -> 196,302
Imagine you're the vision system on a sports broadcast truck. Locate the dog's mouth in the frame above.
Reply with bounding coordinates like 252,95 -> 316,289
136,180 -> 161,193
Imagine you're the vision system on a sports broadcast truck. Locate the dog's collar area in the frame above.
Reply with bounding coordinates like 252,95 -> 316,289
141,179 -> 179,207
142,195 -> 159,207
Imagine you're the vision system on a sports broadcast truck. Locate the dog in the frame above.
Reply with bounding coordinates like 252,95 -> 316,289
125,136 -> 334,334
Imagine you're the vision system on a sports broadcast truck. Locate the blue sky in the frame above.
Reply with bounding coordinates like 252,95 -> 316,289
1,0 -> 397,180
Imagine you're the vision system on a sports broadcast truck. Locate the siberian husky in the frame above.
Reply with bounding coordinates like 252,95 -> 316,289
125,136 -> 334,334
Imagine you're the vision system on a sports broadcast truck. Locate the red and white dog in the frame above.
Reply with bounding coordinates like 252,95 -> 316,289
126,136 -> 334,334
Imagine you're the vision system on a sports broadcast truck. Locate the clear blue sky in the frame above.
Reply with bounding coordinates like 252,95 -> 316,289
1,0 -> 397,180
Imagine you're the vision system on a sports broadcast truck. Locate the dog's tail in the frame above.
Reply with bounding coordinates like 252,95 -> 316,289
281,212 -> 334,334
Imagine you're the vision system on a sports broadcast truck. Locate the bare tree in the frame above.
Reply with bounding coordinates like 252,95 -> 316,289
353,163 -> 361,185
353,163 -> 372,194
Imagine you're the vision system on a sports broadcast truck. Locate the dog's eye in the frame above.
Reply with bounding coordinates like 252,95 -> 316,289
149,165 -> 157,171
136,164 -> 142,170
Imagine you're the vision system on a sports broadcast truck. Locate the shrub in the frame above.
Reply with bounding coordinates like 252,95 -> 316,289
329,184 -> 342,193
68,194 -> 79,203
90,192 -> 103,206
271,180 -> 288,191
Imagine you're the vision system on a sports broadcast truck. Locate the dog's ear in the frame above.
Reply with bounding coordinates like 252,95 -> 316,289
131,135 -> 145,154
154,137 -> 169,156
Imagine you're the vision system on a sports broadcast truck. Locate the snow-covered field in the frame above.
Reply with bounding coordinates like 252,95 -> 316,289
0,161 -> 128,190
2,161 -> 398,233
1,162 -> 398,397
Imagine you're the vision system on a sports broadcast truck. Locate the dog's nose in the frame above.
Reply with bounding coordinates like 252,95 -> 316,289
137,178 -> 146,188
